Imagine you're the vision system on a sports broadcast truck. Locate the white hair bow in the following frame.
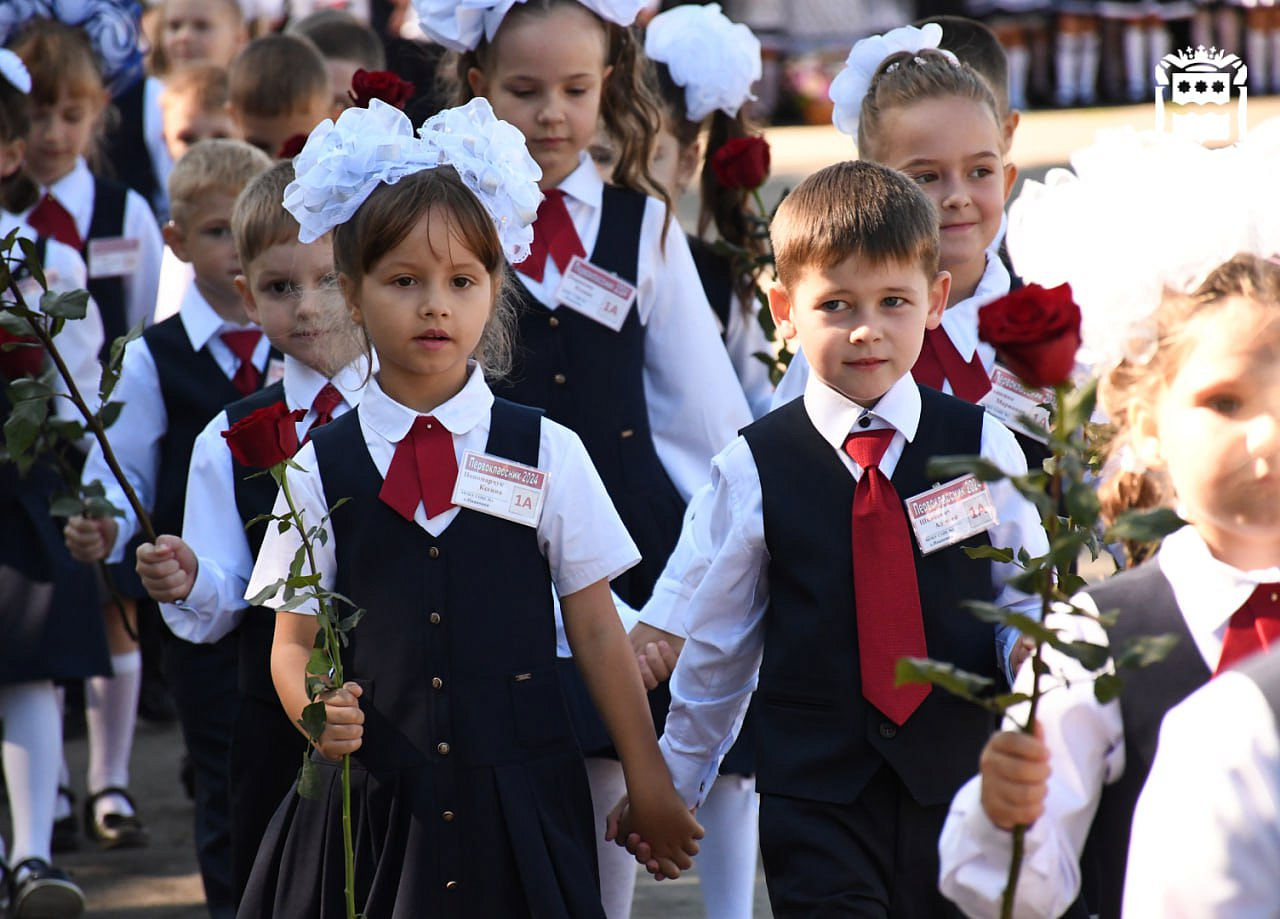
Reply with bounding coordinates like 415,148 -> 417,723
645,3 -> 761,122
0,49 -> 31,94
828,23 -> 956,137
414,0 -> 647,53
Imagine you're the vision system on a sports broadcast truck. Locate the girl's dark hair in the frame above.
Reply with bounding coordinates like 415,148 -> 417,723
0,78 -> 37,213
334,168 -> 516,379
650,58 -> 765,306
450,0 -> 671,233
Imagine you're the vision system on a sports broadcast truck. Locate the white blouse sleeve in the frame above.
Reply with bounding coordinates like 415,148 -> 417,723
122,189 -> 163,332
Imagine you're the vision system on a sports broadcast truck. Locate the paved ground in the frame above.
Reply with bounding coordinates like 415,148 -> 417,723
20,96 -> 1280,918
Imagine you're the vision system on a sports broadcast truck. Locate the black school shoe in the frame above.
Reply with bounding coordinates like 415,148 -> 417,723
10,858 -> 85,918
83,788 -> 149,849
51,788 -> 78,854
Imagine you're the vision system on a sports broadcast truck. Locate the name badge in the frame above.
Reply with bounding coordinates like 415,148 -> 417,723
905,475 -> 999,555
265,357 -> 286,386
979,366 -> 1054,444
553,254 -> 636,332
88,237 -> 142,279
450,450 -> 549,528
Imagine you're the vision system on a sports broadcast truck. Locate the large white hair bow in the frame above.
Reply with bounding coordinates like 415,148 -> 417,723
1007,121 -> 1280,369
0,49 -> 31,94
284,97 -> 543,264
414,0 -> 647,53
645,3 -> 760,122
828,23 -> 954,137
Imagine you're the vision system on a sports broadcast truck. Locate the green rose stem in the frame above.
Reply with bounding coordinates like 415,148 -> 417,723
8,281 -> 157,545
1000,380 -> 1069,919
273,467 -> 357,919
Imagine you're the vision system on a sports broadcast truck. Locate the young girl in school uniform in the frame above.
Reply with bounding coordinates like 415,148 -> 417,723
0,47 -> 108,917
417,2 -> 752,913
938,255 -> 1280,919
774,24 -> 1019,415
238,96 -> 703,919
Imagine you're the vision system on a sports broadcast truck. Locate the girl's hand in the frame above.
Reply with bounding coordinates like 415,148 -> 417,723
64,514 -> 118,563
628,623 -> 685,690
979,724 -> 1050,830
315,681 -> 364,760
609,783 -> 703,880
135,535 -> 198,603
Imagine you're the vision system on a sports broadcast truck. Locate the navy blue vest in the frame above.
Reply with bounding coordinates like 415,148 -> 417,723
100,77 -> 160,212
741,387 -> 1000,806
222,382 -> 290,702
686,235 -> 733,339
83,176 -> 130,357
312,398 -> 575,773
1079,560 -> 1206,919
492,185 -> 683,608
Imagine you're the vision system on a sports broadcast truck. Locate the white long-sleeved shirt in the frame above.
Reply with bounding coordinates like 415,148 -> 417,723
81,282 -> 271,561
938,525 -> 1280,919
161,355 -> 368,643
655,371 -> 1049,807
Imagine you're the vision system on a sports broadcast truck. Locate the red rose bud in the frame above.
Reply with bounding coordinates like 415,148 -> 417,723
222,401 -> 306,469
0,329 -> 45,380
710,135 -> 771,191
277,133 -> 308,159
978,283 -> 1082,389
348,69 -> 415,110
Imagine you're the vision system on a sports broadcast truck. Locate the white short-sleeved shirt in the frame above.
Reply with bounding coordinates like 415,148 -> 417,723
245,366 -> 641,615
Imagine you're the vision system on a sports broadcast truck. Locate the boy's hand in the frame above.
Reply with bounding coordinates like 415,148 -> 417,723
64,514 -> 118,563
608,785 -> 702,880
979,725 -> 1051,830
315,681 -> 364,760
628,623 -> 685,690
1009,635 -> 1037,676
136,535 -> 198,603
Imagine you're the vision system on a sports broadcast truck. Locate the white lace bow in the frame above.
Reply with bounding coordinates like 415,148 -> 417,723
414,0 -> 647,52
828,23 -> 956,137
645,3 -> 761,122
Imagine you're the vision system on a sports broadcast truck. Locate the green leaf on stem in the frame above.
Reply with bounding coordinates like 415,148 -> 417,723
39,288 -> 89,321
15,236 -> 47,290
1064,481 -> 1101,528
1054,640 -> 1111,671
82,494 -> 123,518
6,377 -> 53,403
299,699 -> 327,740
1111,632 -> 1180,670
895,657 -> 996,705
338,609 -> 365,633
297,756 -> 323,800
49,495 -> 84,517
305,674 -> 331,699
306,648 -> 331,680
964,545 -> 1016,564
4,397 -> 48,456
925,455 -> 1009,483
247,578 -> 286,607
1058,377 -> 1098,433
1106,507 -> 1186,544
1093,672 -> 1123,704
98,401 -> 124,431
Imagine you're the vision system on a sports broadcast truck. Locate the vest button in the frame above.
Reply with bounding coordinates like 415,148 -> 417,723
879,722 -> 897,739
428,546 -> 440,559
437,742 -> 451,755
445,880 -> 458,890
442,810 -> 455,822
858,415 -> 872,428
548,316 -> 560,328
553,373 -> 567,385
619,428 -> 634,439
432,677 -> 443,690
429,612 -> 441,625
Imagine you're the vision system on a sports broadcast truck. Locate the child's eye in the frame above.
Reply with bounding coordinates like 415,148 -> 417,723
268,280 -> 299,296
319,272 -> 340,290
910,172 -> 936,185
1205,394 -> 1242,415
818,300 -> 847,312
881,296 -> 905,308
451,276 -> 474,289
566,87 -> 588,97
392,276 -> 416,288
970,166 -> 994,179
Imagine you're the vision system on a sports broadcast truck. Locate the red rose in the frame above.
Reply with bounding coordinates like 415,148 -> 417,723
222,402 -> 306,469
0,330 -> 44,380
348,69 -> 415,110
277,133 -> 308,159
710,136 -> 771,191
978,283 -> 1082,388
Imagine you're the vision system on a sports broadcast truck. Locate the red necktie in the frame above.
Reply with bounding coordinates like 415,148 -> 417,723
220,330 -> 263,396
516,189 -> 586,283
844,429 -> 930,725
379,415 -> 458,522
304,383 -> 343,441
913,327 -> 993,403
27,193 -> 83,250
1215,583 -> 1280,675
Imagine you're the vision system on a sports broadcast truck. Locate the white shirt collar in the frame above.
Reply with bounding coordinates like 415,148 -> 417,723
44,158 -> 94,231
802,371 -> 920,452
360,362 -> 495,445
1158,525 -> 1280,638
282,354 -> 371,412
177,282 -> 255,352
940,251 -> 1011,361
557,152 -> 604,210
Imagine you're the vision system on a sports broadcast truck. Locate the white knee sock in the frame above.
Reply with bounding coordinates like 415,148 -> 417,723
1147,25 -> 1171,85
695,775 -> 760,919
86,650 -> 141,820
1125,24 -> 1148,99
1,681 -> 63,865
1056,31 -> 1082,104
1079,31 -> 1101,103
585,757 -> 635,919
1006,44 -> 1031,110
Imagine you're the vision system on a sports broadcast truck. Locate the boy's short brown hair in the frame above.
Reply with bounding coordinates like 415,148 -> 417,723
227,34 -> 329,118
231,160 -> 303,270
914,15 -> 1011,115
287,10 -> 386,71
770,161 -> 940,291
161,64 -> 230,114
168,138 -> 272,227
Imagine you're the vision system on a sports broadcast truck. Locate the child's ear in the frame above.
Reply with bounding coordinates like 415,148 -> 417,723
675,140 -> 700,196
162,221 -> 190,263
925,271 -> 951,328
235,274 -> 261,325
1003,111 -> 1020,152
768,284 -> 797,340
1002,161 -> 1019,204
1131,405 -> 1164,469
466,68 -> 489,99
0,138 -> 25,180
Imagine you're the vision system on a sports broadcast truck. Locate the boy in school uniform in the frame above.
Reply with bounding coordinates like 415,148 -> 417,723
64,137 -> 274,919
133,160 -> 368,902
226,34 -> 332,159
614,160 -> 1048,918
